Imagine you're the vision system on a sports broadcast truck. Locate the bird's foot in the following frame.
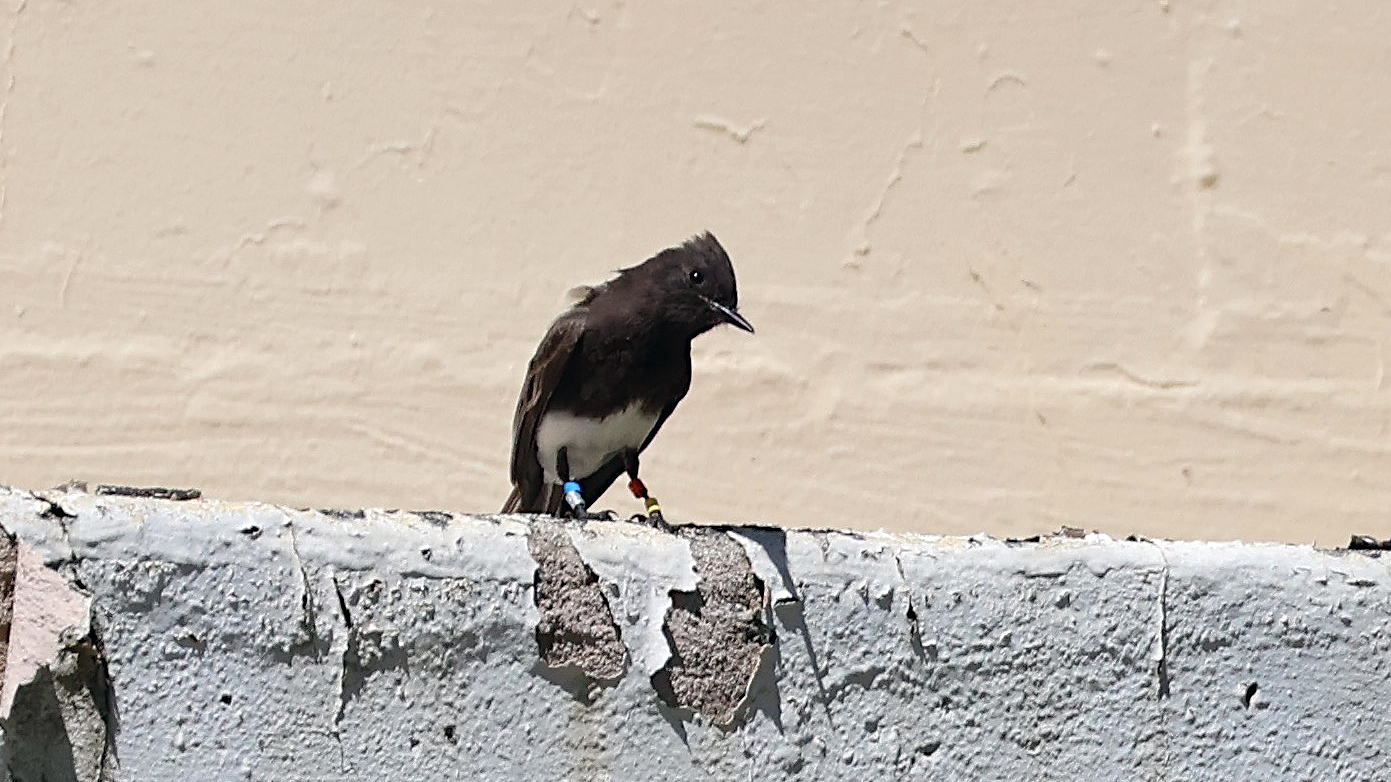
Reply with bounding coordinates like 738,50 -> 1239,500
622,478 -> 673,530
628,494 -> 672,531
581,508 -> 619,521
631,509 -> 673,532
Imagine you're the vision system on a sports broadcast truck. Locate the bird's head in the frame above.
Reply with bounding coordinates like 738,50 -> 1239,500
646,232 -> 754,337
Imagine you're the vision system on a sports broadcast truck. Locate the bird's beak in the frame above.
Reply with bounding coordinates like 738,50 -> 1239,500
702,296 -> 755,334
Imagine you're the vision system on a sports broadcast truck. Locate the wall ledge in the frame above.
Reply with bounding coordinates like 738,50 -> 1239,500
0,485 -> 1387,781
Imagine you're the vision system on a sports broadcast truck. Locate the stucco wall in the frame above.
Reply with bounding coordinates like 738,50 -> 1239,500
2,487 -> 1388,781
3,2 -> 1391,544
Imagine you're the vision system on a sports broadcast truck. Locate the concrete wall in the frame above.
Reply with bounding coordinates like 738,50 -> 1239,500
2,486 -> 1388,781
4,2 -> 1391,545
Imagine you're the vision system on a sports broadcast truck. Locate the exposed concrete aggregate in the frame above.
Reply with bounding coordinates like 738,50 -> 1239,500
650,527 -> 772,727
527,520 -> 627,690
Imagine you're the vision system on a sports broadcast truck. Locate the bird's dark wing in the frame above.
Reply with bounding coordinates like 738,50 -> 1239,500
579,398 -> 680,508
502,307 -> 587,513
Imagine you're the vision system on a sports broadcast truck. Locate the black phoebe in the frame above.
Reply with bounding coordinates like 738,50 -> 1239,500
501,232 -> 754,520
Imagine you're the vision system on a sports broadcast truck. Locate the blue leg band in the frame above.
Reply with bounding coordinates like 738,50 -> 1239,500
563,481 -> 585,513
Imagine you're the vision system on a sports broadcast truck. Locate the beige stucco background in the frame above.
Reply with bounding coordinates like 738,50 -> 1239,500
2,1 -> 1388,543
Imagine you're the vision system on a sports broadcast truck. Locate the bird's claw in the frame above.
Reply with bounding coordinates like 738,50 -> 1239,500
583,508 -> 619,521
631,510 -> 673,532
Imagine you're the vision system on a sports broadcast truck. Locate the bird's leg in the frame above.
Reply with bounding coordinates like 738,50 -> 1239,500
623,451 -> 668,529
557,448 -> 588,519
555,451 -> 617,520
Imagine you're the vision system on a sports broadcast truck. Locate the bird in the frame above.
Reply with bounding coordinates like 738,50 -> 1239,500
501,232 -> 754,522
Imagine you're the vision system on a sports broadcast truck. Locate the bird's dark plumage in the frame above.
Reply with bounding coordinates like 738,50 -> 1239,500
502,232 -> 752,516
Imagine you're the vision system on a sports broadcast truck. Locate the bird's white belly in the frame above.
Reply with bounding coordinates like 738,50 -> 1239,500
535,404 -> 659,484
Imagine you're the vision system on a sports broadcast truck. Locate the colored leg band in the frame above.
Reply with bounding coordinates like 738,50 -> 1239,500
628,478 -> 647,498
644,496 -> 661,516
563,481 -> 585,511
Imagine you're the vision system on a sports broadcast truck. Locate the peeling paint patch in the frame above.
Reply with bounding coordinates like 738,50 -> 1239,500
651,527 -> 773,727
0,535 -> 116,781
3,630 -> 117,782
0,530 -> 15,688
1,539 -> 93,714
527,520 -> 626,696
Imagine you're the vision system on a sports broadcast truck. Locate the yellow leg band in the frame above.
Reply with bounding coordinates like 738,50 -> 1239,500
644,496 -> 662,515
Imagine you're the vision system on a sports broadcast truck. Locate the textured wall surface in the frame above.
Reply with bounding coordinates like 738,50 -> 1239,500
3,2 -> 1391,544
2,487 -> 1388,781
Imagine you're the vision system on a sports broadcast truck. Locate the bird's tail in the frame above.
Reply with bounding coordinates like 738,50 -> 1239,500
500,486 -> 522,514
500,484 -> 565,515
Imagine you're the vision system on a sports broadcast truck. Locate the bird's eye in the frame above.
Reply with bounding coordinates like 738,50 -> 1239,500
689,269 -> 704,284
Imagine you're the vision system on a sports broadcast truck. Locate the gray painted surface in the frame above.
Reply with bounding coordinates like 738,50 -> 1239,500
1,487 -> 1389,781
